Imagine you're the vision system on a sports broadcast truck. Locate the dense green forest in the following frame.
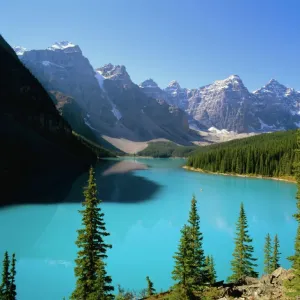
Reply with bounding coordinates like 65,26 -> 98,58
137,141 -> 198,158
187,130 -> 297,178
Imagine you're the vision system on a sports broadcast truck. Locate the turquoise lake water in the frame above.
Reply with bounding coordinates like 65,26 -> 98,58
0,158 -> 298,299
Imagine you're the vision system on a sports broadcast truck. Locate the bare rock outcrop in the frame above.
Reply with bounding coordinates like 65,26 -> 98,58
218,268 -> 296,300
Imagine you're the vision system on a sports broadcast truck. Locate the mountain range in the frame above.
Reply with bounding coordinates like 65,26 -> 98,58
13,41 -> 300,140
14,42 -> 196,148
139,76 -> 300,133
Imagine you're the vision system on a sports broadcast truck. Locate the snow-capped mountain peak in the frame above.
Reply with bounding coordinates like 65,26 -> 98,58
228,74 -> 240,79
13,46 -> 27,56
221,74 -> 243,85
253,79 -> 289,98
202,74 -> 245,93
47,41 -> 81,53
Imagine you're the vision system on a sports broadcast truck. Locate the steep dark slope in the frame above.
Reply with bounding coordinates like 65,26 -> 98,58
49,90 -> 99,143
0,35 -> 96,206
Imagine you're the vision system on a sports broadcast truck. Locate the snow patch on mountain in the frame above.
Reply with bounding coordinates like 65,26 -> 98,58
258,118 -> 277,131
111,105 -> 122,120
48,41 -> 76,51
95,71 -> 105,89
42,61 -> 51,66
208,127 -> 235,135
41,60 -> 65,68
13,46 -> 27,56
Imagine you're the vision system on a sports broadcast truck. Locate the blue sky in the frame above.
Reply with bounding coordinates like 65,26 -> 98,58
1,0 -> 299,91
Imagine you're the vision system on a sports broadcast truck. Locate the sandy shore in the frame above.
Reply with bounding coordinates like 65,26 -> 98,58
183,166 -> 296,183
101,136 -> 170,154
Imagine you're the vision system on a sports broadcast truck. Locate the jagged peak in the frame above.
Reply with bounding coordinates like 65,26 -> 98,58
167,80 -> 181,89
96,63 -> 131,82
139,79 -> 159,88
13,46 -> 27,56
253,78 -> 288,95
97,63 -> 126,75
268,78 -> 279,84
264,78 -> 287,89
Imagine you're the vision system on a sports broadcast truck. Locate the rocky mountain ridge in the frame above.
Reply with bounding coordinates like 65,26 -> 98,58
140,76 -> 300,133
15,41 -> 300,135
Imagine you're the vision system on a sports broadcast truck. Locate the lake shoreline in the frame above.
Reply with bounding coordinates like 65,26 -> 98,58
183,166 -> 297,183
116,155 -> 188,159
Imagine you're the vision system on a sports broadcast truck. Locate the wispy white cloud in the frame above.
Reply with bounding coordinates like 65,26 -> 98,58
45,259 -> 72,268
215,217 -> 234,237
284,212 -> 291,222
252,215 -> 258,223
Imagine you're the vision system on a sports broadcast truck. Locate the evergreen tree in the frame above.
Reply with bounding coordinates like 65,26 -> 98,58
264,233 -> 272,274
88,260 -> 114,300
204,256 -> 211,283
208,256 -> 217,284
71,167 -> 113,299
8,253 -> 16,300
169,284 -> 194,300
286,129 -> 300,297
227,203 -> 258,282
146,276 -> 155,296
271,234 -> 280,272
172,224 -> 193,290
187,195 -> 206,287
0,251 -> 11,298
205,255 -> 217,284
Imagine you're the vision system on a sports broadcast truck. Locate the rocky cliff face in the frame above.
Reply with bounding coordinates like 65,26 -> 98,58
96,66 -> 192,143
251,79 -> 300,131
18,42 -> 116,128
15,43 -> 195,145
1,35 -> 96,206
185,75 -> 254,132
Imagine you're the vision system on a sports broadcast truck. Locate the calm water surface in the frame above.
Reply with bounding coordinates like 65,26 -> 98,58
0,158 -> 297,299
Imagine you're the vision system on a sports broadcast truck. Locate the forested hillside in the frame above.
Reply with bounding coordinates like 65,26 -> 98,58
186,130 -> 297,178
